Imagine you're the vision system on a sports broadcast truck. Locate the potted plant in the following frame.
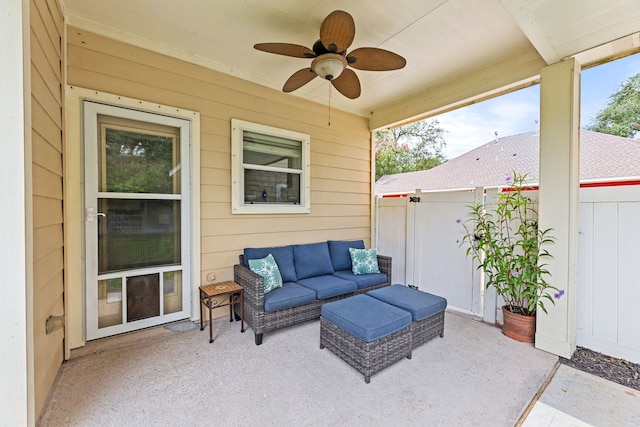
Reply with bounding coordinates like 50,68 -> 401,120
459,171 -> 562,342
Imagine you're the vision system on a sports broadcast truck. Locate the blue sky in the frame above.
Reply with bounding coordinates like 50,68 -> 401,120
437,52 -> 640,159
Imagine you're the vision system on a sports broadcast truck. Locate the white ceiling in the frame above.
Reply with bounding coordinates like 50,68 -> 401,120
61,0 -> 640,121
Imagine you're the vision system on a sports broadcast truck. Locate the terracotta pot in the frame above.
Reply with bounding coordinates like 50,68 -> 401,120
501,306 -> 536,343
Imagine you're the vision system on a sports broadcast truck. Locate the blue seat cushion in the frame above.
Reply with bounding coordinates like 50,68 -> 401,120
321,295 -> 411,342
333,270 -> 387,290
328,240 -> 365,272
367,284 -> 447,321
245,245 -> 297,283
293,242 -> 334,280
296,275 -> 357,300
263,282 -> 317,313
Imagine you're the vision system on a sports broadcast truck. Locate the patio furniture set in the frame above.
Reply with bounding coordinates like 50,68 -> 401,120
231,239 -> 447,382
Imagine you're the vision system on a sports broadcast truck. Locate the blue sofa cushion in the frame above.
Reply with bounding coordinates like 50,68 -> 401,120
321,295 -> 411,342
333,270 -> 388,290
264,282 -> 317,313
245,245 -> 297,283
293,242 -> 334,280
328,240 -> 365,272
296,275 -> 357,300
367,284 -> 448,321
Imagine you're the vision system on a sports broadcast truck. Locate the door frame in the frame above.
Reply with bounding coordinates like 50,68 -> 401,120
65,87 -> 200,348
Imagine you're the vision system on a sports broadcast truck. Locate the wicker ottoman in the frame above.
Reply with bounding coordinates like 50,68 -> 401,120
367,284 -> 447,349
320,294 -> 412,383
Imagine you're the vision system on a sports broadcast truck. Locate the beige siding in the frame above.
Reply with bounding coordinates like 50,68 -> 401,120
67,28 -> 374,288
30,0 -> 64,418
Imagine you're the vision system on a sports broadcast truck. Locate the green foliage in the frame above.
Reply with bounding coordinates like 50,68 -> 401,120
105,129 -> 177,194
459,172 -> 558,317
374,120 -> 446,181
586,73 -> 640,138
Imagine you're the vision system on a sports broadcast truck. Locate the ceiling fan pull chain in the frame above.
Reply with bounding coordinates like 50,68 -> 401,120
328,83 -> 332,126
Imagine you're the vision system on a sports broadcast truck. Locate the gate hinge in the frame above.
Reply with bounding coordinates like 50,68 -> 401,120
409,196 -> 421,203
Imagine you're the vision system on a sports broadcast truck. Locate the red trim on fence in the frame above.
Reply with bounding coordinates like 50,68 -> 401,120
579,179 -> 640,188
501,186 -> 538,192
380,179 -> 640,198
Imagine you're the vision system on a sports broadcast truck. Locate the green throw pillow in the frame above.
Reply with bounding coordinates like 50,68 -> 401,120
349,248 -> 380,275
248,253 -> 283,293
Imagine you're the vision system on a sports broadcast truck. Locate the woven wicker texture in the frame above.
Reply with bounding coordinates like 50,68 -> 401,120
320,316 -> 412,383
234,254 -> 391,344
411,311 -> 445,348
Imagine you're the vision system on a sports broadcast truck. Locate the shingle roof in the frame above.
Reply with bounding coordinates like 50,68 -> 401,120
375,130 -> 640,194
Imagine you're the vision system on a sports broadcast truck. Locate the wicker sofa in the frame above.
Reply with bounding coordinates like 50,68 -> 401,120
234,240 -> 391,345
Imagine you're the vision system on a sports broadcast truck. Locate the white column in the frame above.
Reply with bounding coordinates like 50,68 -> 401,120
1,0 -> 34,425
536,58 -> 580,358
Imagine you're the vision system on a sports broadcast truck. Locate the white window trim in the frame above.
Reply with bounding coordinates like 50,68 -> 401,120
231,119 -> 311,214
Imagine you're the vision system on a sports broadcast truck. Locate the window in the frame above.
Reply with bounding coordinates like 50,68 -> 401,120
231,119 -> 310,214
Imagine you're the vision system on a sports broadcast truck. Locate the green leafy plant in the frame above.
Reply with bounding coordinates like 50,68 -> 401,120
460,171 -> 560,317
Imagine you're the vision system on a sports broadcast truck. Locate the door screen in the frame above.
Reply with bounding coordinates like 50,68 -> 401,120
84,103 -> 191,339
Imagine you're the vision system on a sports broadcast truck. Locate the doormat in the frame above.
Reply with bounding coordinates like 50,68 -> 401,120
164,320 -> 199,333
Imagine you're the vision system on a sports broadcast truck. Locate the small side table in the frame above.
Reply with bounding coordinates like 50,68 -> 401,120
199,281 -> 244,343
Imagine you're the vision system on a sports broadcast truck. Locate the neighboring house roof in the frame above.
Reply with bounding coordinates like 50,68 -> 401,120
376,130 -> 640,194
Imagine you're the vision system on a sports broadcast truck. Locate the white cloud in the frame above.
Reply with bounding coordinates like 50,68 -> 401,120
437,87 -> 540,159
429,52 -> 639,160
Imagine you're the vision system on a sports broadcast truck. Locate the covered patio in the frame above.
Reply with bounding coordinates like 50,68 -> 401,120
38,314 -> 640,426
4,1 -> 640,425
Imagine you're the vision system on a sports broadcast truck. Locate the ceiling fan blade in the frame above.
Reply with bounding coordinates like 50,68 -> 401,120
319,10 -> 355,53
254,43 -> 315,58
283,68 -> 317,92
346,47 -> 407,71
331,69 -> 361,99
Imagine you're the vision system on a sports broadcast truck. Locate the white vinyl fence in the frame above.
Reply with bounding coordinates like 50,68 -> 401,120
376,184 -> 640,364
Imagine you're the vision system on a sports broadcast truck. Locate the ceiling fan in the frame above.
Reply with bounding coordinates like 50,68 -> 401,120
254,10 -> 406,99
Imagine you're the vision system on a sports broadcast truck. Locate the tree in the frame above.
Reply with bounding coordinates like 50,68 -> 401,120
374,119 -> 446,181
586,73 -> 640,138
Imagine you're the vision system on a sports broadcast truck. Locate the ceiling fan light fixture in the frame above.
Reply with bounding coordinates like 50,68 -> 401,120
311,53 -> 347,81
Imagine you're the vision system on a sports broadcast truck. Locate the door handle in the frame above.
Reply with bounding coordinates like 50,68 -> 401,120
86,207 -> 107,222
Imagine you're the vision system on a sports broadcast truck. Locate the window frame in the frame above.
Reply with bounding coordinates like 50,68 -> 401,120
231,119 -> 311,214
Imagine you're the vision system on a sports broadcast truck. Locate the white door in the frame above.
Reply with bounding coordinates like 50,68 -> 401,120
84,102 -> 192,340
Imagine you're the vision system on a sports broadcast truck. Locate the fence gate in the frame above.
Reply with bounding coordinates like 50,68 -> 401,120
377,190 -> 480,316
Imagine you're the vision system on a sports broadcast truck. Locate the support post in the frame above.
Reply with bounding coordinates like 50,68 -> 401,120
536,58 -> 580,358
0,0 -> 33,425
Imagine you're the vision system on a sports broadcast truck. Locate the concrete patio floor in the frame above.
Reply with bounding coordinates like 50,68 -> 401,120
38,312 -> 639,426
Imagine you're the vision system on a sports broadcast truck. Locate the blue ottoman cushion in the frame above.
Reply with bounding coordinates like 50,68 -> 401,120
367,284 -> 447,321
296,275 -> 357,300
321,295 -> 411,342
264,282 -> 317,313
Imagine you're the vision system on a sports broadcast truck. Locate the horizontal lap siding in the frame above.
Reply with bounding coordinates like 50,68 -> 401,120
31,0 -> 64,418
66,28 -> 373,284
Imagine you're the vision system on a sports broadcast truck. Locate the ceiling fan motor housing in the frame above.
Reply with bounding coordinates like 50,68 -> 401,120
311,53 -> 347,81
